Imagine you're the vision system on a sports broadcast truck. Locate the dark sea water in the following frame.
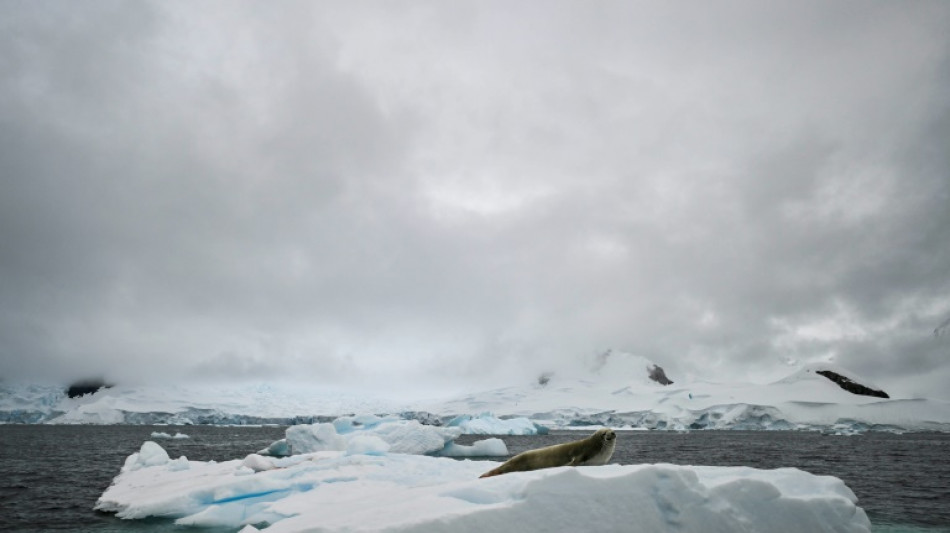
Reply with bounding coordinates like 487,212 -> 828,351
0,426 -> 947,532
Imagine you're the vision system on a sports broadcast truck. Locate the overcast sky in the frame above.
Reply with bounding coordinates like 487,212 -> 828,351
2,1 -> 949,399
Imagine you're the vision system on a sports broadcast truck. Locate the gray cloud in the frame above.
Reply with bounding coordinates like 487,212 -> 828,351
1,1 -> 948,398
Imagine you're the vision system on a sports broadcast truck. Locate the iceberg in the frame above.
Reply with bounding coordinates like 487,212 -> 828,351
435,438 -> 508,457
285,419 -> 460,455
446,413 -> 547,435
262,416 -> 508,458
97,441 -> 871,532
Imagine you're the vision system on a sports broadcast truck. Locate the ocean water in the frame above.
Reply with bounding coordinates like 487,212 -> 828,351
0,426 -> 947,532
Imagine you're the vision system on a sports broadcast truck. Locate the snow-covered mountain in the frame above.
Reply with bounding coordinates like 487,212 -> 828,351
422,361 -> 948,433
0,382 -> 408,425
2,355 -> 948,432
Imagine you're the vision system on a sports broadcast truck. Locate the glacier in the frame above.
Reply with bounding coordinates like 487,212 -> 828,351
95,439 -> 871,532
2,362 -> 949,432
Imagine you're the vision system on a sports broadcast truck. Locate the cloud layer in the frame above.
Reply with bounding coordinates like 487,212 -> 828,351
2,1 -> 949,397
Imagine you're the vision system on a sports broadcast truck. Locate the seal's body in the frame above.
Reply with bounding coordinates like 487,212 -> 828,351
479,428 -> 616,478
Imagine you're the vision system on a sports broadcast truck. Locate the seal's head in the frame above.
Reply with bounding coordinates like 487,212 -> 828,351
584,428 -> 617,465
594,428 -> 616,446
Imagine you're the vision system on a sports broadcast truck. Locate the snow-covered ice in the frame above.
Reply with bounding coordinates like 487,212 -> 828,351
97,440 -> 871,532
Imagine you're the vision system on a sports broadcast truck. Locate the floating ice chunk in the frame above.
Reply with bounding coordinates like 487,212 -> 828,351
369,420 -> 461,454
345,435 -> 390,456
151,431 -> 190,439
437,438 -> 508,457
447,413 -> 546,435
258,438 -> 290,457
286,423 -> 346,454
277,419 -> 462,457
122,441 -> 170,472
332,414 -> 398,434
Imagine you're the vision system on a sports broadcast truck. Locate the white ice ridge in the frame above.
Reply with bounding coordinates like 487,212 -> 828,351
97,441 -> 871,532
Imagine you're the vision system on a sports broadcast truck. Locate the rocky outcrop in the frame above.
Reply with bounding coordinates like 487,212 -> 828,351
648,364 -> 674,385
537,372 -> 553,387
66,379 -> 112,398
816,370 -> 889,398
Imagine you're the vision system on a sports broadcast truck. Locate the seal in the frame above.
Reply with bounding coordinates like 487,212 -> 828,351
479,428 -> 616,478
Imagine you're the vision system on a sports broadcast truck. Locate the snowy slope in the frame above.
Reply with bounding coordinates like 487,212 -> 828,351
421,362 -> 950,432
2,357 -> 948,431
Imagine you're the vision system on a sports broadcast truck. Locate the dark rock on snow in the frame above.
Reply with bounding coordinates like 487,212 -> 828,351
816,370 -> 889,398
648,364 -> 674,385
66,378 -> 112,398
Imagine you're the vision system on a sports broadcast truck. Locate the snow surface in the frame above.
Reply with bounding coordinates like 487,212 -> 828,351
3,359 -> 949,431
97,440 -> 871,532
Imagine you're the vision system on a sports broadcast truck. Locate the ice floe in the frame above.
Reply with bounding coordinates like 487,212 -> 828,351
96,440 -> 871,532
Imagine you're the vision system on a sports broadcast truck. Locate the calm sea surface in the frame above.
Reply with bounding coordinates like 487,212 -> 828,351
0,426 -> 947,532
